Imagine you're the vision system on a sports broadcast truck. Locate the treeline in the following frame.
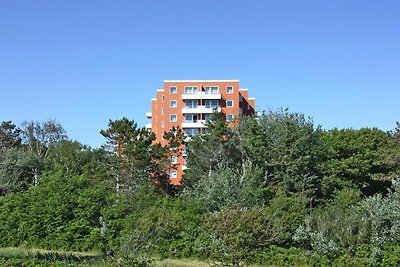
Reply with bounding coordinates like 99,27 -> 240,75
0,110 -> 400,266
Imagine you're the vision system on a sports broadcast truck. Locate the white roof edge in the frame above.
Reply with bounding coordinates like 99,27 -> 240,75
164,80 -> 240,83
248,97 -> 255,100
156,89 -> 164,92
151,98 -> 157,101
239,88 -> 248,91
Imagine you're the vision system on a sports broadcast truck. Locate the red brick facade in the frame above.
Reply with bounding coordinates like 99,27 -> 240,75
146,80 -> 255,184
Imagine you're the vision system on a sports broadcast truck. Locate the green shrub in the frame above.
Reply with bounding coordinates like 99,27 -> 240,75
381,245 -> 400,267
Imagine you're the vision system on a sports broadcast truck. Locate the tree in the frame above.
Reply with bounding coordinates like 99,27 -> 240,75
183,160 -> 265,212
181,113 -> 266,211
0,148 -> 43,195
255,109 -> 323,200
21,119 -> 67,159
153,126 -> 185,195
318,128 -> 392,197
0,169 -> 109,251
381,122 -> 400,180
183,112 -> 241,189
100,118 -> 156,194
46,139 -> 107,176
0,121 -> 21,149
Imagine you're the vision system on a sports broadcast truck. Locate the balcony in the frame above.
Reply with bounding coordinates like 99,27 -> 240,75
181,120 -> 207,128
182,106 -> 221,114
145,123 -> 152,129
182,92 -> 222,100
146,112 -> 152,118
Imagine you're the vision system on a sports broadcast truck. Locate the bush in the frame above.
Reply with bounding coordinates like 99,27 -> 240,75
117,196 -> 207,263
381,245 -> 400,267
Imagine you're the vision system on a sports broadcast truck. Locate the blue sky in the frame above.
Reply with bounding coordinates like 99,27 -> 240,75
1,0 -> 399,148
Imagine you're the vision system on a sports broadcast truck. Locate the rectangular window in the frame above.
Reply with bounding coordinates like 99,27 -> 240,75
170,86 -> 177,94
169,170 -> 177,179
226,114 -> 234,122
239,107 -> 243,114
162,95 -> 165,102
170,114 -> 177,122
184,86 -> 198,94
226,86 -> 233,94
170,100 -> 177,108
205,86 -> 219,94
161,108 -> 165,115
205,100 -> 219,109
171,156 -> 177,164
247,104 -> 251,110
184,100 -> 198,109
205,114 -> 212,121
239,95 -> 243,102
226,100 -> 234,107
161,120 -> 165,128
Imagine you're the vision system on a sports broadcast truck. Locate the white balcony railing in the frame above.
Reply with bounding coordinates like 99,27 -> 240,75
181,120 -> 207,128
146,112 -> 152,118
145,123 -> 152,129
182,106 -> 221,114
182,92 -> 222,100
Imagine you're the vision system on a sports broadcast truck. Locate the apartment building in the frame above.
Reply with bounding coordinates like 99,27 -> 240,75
146,80 -> 255,184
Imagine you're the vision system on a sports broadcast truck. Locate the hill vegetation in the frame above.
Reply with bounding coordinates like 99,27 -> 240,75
1,110 -> 400,266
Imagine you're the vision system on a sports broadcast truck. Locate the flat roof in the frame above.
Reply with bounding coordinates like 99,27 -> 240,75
164,80 -> 240,83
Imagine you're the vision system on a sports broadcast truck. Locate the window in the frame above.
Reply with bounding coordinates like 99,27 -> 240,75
239,107 -> 243,114
162,95 -> 165,102
170,86 -> 177,94
185,128 -> 199,136
226,114 -> 234,122
227,86 -> 233,94
161,108 -> 165,115
205,114 -> 212,121
161,120 -> 165,128
205,100 -> 219,109
239,95 -> 243,102
184,86 -> 197,94
205,86 -> 219,94
170,114 -> 177,122
171,156 -> 177,164
185,100 -> 198,109
170,100 -> 177,108
247,104 -> 251,110
169,170 -> 177,179
226,100 -> 234,107
185,114 -> 198,122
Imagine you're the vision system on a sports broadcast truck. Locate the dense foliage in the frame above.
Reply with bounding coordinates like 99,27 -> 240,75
0,111 -> 399,266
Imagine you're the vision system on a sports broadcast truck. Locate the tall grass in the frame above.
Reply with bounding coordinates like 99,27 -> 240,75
0,247 -> 104,266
